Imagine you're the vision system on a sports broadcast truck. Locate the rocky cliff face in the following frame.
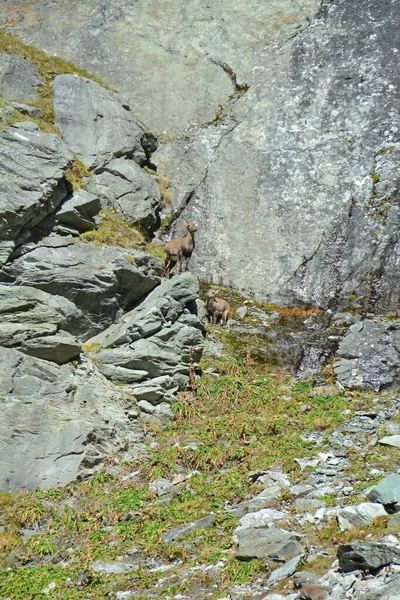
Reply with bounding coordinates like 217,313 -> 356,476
3,0 -> 400,313
0,51 -> 206,490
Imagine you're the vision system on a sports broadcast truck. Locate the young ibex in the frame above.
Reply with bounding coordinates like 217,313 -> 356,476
162,218 -> 198,278
206,289 -> 230,326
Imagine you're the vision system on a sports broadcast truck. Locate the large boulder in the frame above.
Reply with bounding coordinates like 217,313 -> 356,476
86,272 -> 205,403
52,74 -> 147,169
0,284 -> 87,362
0,127 -> 72,265
0,53 -> 43,101
333,319 -> 400,391
0,239 -> 163,337
94,157 -> 162,235
0,347 -> 146,491
54,188 -> 102,233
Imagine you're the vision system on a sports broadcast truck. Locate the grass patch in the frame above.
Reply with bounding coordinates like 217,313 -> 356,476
0,322 -> 376,598
0,30 -> 111,135
64,157 -> 92,192
77,209 -> 165,259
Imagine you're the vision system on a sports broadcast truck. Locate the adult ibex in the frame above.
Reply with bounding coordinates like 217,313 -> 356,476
162,218 -> 198,278
206,289 -> 230,326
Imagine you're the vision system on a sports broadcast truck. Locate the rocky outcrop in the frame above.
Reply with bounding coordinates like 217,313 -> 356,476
0,284 -> 85,363
86,272 -> 205,404
94,157 -> 162,235
0,52 -> 43,101
334,319 -> 400,391
0,127 -> 72,265
0,347 -> 146,491
52,74 -> 147,169
0,239 -> 163,337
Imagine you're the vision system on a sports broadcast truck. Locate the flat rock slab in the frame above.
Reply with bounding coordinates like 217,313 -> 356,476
337,542 -> 400,573
235,526 -> 304,561
0,346 -> 146,491
0,128 -> 72,263
367,474 -> 400,507
55,189 -> 101,232
379,435 -> 400,448
0,241 -> 162,337
267,554 -> 302,584
336,502 -> 388,531
0,53 -> 43,101
162,514 -> 215,543
53,74 -> 146,169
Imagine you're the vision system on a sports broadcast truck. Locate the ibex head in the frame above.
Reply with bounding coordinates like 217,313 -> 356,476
184,217 -> 198,233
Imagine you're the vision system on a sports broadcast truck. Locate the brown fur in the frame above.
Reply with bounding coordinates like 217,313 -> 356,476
162,218 -> 198,278
206,289 -> 230,326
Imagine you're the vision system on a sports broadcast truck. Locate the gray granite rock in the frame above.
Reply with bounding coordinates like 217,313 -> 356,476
52,74 -> 146,168
367,474 -> 400,507
334,319 -> 400,391
0,53 -> 43,101
0,241 -> 162,337
336,503 -> 388,531
337,542 -> 400,573
235,526 -> 304,561
0,127 -> 72,264
94,158 -> 162,235
85,272 -> 204,401
267,555 -> 302,584
0,347 -> 146,491
379,436 -> 400,448
55,189 -> 101,232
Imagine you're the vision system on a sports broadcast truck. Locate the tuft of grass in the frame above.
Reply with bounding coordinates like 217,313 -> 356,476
64,157 -> 92,192
78,209 -> 165,260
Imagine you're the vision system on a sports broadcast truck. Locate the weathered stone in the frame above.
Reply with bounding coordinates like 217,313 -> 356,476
336,503 -> 388,531
19,331 -> 81,364
162,514 -> 215,543
337,542 -> 400,573
236,509 -> 287,532
8,101 -> 42,118
235,526 -> 304,562
85,273 -> 204,399
361,573 -> 400,600
0,127 -> 72,263
367,474 -> 400,507
0,53 -> 43,101
94,158 -> 162,234
149,479 -> 174,497
267,555 -> 302,584
55,189 -> 101,232
52,74 -> 146,168
0,284 -> 86,333
0,347 -> 146,491
334,320 -> 400,391
379,436 -> 400,448
91,560 -> 139,574
0,242 -> 162,337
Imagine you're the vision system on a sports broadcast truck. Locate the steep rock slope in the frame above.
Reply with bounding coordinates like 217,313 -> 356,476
3,0 -> 400,313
